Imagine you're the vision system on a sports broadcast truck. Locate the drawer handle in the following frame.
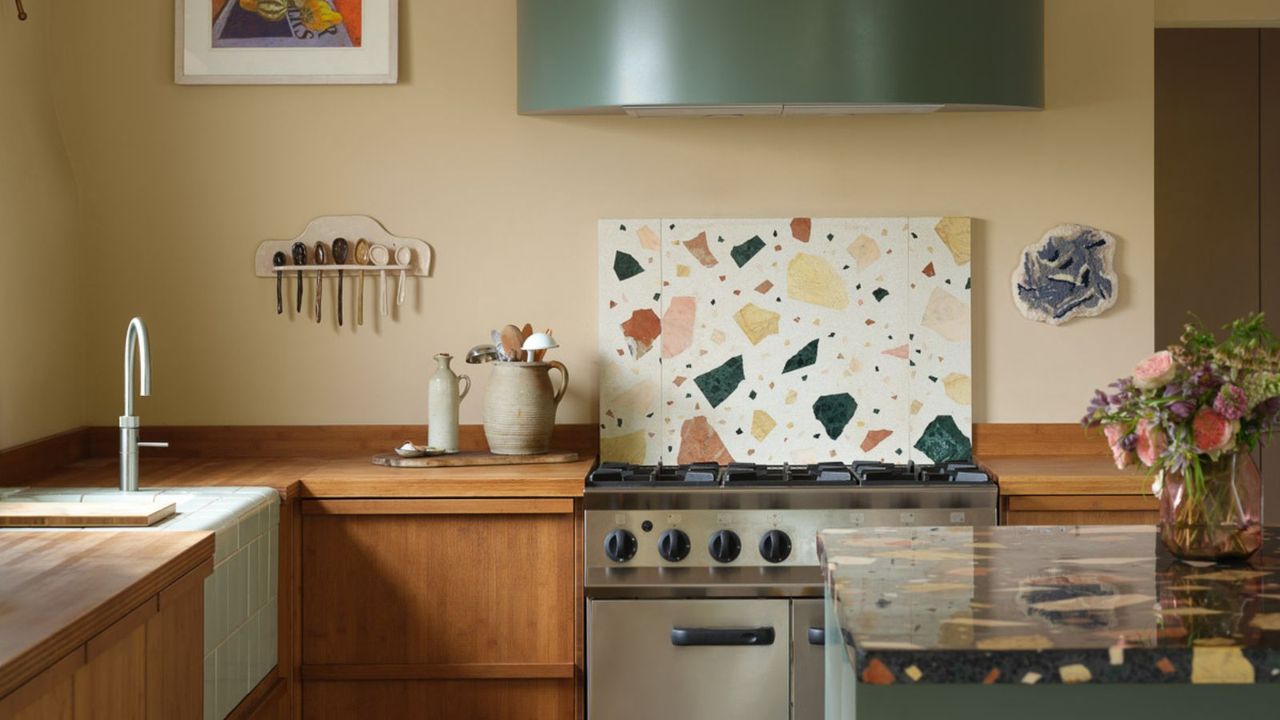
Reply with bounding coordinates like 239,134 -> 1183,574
807,627 -> 825,646
670,627 -> 775,647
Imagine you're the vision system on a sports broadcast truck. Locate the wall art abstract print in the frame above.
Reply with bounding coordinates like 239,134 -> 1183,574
176,0 -> 396,84
212,0 -> 363,48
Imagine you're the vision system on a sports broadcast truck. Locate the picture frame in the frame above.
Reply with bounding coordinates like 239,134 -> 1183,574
175,0 -> 398,85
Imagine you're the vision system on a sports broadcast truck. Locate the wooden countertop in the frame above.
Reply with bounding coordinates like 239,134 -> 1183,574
0,530 -> 214,699
21,456 -> 596,500
978,454 -> 1152,496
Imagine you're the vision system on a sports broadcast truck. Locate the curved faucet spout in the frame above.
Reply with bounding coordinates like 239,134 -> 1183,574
124,317 -> 151,417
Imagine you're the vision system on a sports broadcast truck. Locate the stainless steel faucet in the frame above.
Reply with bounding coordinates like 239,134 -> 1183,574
120,317 -> 168,491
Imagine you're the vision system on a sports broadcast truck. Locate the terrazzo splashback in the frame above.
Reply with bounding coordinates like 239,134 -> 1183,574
598,217 -> 973,465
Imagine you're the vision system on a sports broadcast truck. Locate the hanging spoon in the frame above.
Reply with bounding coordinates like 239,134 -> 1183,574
395,246 -> 412,306
272,251 -> 286,314
354,239 -> 370,326
291,242 -> 308,314
332,238 -> 349,326
314,241 -> 329,323
369,244 -> 391,317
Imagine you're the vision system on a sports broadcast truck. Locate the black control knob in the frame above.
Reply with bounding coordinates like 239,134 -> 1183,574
603,529 -> 637,563
657,529 -> 691,562
707,530 -> 742,563
758,530 -> 792,564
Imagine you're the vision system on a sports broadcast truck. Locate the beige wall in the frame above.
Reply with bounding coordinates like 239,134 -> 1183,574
1157,0 -> 1280,27
0,11 -> 84,449
40,0 -> 1154,430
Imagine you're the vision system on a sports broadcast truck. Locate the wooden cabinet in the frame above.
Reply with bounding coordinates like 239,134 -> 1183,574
299,498 -> 580,719
0,561 -> 208,720
977,445 -> 1160,527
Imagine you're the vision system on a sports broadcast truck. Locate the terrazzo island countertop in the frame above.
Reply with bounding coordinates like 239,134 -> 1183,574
818,525 -> 1280,687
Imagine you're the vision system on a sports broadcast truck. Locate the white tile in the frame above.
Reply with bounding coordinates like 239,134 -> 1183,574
203,652 -> 217,720
203,575 -> 219,650
267,528 -> 278,599
263,598 -> 278,670
213,523 -> 237,561
248,538 -> 266,612
214,643 -> 234,719
227,549 -> 248,630
266,500 -> 279,528
239,508 -> 262,548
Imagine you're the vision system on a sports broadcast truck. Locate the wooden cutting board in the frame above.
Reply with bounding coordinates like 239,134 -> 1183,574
372,450 -> 580,468
0,502 -> 176,527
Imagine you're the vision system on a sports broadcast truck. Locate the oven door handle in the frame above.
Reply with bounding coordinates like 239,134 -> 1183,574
807,627 -> 825,645
670,626 -> 776,647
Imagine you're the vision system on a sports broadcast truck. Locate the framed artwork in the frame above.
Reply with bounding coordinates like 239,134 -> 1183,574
176,0 -> 397,84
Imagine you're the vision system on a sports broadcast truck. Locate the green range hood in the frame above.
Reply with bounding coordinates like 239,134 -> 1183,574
517,0 -> 1044,115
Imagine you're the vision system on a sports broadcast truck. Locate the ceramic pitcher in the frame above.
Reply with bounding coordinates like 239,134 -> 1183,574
483,361 -> 569,455
428,353 -> 470,453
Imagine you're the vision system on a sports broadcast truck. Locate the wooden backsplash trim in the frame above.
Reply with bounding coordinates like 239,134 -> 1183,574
83,424 -> 599,459
0,427 -> 91,483
972,423 -> 1108,458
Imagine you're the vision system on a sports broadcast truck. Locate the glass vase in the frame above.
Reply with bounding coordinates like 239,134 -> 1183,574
1158,453 -> 1262,561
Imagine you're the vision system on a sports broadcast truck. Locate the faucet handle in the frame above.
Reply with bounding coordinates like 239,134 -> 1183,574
138,441 -> 170,448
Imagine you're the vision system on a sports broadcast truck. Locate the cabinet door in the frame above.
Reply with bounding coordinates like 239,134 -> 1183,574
300,499 -> 576,669
587,599 -> 790,720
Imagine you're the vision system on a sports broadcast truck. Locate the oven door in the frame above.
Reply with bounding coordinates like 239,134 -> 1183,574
587,599 -> 790,720
791,598 -> 825,720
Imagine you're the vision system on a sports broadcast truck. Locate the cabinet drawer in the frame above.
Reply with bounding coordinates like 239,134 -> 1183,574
301,505 -> 575,667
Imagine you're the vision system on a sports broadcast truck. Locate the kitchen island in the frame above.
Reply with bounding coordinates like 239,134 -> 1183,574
818,525 -> 1280,719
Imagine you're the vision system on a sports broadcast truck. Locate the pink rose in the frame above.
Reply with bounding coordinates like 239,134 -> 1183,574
1133,351 -> 1176,390
1103,424 -> 1135,469
1192,408 -> 1238,454
1135,419 -> 1167,467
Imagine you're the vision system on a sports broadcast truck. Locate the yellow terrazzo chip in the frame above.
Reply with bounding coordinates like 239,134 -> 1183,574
1059,664 -> 1092,684
1192,646 -> 1255,684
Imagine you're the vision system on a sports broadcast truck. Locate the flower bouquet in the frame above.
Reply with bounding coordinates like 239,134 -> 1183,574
1082,314 -> 1280,560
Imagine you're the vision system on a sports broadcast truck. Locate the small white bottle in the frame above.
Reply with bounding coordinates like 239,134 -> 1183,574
428,353 -> 470,453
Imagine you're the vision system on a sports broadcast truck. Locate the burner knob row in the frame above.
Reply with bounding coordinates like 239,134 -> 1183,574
602,527 -> 790,564
657,529 -> 691,562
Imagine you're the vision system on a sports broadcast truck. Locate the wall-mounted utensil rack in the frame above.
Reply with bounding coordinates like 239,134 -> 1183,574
255,215 -> 434,325
253,215 -> 433,278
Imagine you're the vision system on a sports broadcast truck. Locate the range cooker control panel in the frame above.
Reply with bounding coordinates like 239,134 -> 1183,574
584,508 -> 985,568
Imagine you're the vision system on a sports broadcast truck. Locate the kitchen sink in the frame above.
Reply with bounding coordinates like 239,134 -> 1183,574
0,487 -> 278,720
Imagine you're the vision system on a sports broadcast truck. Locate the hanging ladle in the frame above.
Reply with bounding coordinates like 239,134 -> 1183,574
395,246 -> 412,306
332,238 -> 349,326
272,251 -> 287,314
313,241 -> 328,324
291,242 -> 308,314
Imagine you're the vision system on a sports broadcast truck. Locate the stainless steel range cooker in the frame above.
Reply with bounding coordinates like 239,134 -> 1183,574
584,460 -> 997,720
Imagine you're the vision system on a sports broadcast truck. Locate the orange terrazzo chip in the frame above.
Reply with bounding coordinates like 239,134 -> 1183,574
861,659 -> 895,685
982,668 -> 1001,684
1156,657 -> 1177,675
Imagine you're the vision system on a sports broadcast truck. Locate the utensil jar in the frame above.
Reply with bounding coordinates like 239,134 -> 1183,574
483,361 -> 568,455
428,354 -> 470,453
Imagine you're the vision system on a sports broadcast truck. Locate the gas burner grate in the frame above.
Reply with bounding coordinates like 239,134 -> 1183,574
588,460 -> 991,488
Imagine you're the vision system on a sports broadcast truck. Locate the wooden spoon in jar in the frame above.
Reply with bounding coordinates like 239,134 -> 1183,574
499,325 -> 524,361
354,239 -> 370,326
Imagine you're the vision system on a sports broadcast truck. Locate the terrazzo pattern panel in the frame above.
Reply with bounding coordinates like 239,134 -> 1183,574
598,217 -> 972,464
818,525 -> 1280,685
